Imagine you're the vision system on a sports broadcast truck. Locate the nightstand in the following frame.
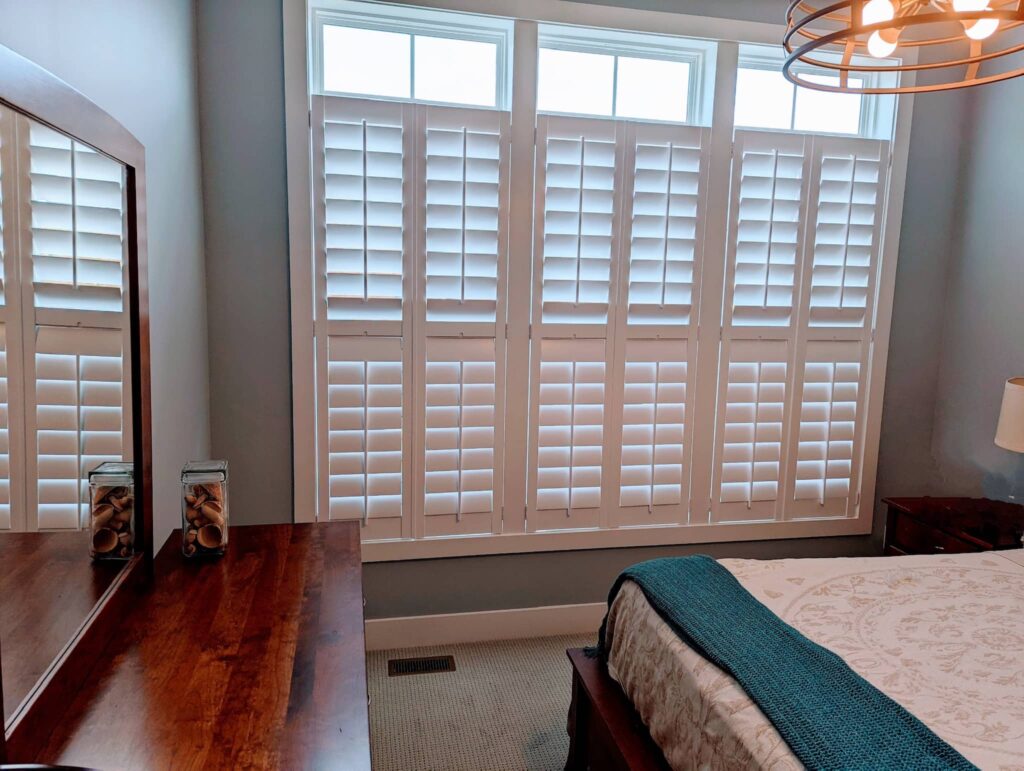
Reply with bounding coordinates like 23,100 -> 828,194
882,497 -> 1024,555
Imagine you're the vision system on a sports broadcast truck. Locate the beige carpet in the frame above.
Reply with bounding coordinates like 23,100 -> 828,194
367,633 -> 595,771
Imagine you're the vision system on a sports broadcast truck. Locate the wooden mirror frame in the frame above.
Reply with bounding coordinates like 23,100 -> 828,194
0,43 -> 153,762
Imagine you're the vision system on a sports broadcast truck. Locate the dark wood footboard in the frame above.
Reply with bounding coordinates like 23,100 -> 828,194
565,648 -> 670,771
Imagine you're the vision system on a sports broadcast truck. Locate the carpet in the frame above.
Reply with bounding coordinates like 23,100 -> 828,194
367,633 -> 594,771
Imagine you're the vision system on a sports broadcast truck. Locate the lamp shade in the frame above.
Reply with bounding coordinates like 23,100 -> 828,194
995,377 -> 1024,453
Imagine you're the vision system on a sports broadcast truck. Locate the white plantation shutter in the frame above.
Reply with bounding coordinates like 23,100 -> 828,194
528,338 -> 607,531
31,326 -> 122,530
535,117 -> 620,325
712,339 -> 789,522
616,339 -> 691,526
28,123 -> 125,313
625,125 -> 710,326
791,341 -> 864,517
727,131 -> 809,328
323,336 -> 407,540
316,98 -> 410,326
808,138 -> 888,328
421,107 -> 507,324
422,337 -> 503,536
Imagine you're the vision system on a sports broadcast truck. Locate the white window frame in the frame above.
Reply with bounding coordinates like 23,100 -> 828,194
311,1 -> 514,109
284,0 -> 919,562
536,24 -> 718,126
735,44 -> 898,141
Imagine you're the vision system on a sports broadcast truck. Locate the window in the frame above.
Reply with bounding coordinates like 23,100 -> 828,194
536,26 -> 713,124
314,4 -> 512,108
294,1 -> 905,559
0,110 -> 130,533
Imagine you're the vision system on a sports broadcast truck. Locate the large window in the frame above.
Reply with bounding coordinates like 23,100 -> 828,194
293,0 -> 905,559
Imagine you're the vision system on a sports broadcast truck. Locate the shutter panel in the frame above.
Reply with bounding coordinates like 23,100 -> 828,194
808,138 -> 889,328
727,131 -> 809,328
0,325 -> 8,529
616,339 -> 690,526
711,339 -> 789,523
528,338 -> 606,531
791,344 -> 864,517
536,116 -> 619,325
28,123 -> 125,314
316,97 -> 409,325
0,108 -> 7,307
422,107 -> 507,324
423,337 -> 502,536
625,125 -> 709,326
33,326 -> 122,530
324,336 -> 406,540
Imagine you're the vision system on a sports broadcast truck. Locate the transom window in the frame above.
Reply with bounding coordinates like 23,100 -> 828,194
313,4 -> 513,108
536,26 -> 715,124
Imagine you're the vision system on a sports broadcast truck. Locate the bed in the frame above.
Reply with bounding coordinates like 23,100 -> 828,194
567,550 -> 1024,771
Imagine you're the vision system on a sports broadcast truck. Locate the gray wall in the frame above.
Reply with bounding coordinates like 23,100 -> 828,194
197,0 -> 295,527
0,0 -> 211,547
194,0 -> 977,618
930,75 -> 1024,501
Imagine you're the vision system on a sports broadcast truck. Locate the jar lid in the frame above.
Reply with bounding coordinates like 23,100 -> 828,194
89,461 -> 134,484
182,459 -> 228,483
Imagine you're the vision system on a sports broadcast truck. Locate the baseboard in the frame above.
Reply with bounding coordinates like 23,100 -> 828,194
364,602 -> 606,651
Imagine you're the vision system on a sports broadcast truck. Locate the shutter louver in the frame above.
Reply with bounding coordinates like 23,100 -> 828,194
809,140 -> 888,328
626,127 -> 706,326
713,340 -> 788,522
29,123 -> 124,313
34,326 -> 122,530
423,109 -> 506,323
729,132 -> 808,327
0,325 -> 8,529
538,118 -> 618,325
423,338 -> 500,534
532,339 -> 606,523
792,342 -> 862,516
619,341 -> 687,511
320,100 -> 407,323
325,336 -> 404,534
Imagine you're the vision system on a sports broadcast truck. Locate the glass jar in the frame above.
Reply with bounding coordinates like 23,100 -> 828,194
181,460 -> 229,557
87,462 -> 135,560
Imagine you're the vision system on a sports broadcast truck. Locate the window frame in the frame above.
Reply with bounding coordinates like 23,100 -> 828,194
311,3 -> 514,109
285,0 -> 920,562
535,24 -> 717,126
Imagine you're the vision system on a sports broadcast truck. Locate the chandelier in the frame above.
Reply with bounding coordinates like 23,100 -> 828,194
784,0 -> 1024,93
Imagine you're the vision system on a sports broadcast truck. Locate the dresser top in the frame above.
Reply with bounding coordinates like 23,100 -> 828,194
883,496 -> 1024,550
28,522 -> 370,770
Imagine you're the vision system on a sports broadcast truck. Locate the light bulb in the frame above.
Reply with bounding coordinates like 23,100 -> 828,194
868,30 -> 899,57
862,0 -> 895,25
953,0 -> 999,40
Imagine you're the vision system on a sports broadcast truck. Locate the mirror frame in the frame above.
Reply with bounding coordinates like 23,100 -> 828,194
0,42 -> 153,762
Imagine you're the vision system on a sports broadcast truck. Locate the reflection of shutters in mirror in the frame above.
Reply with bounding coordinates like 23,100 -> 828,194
0,325 -> 9,529
31,327 -> 122,530
18,115 -> 129,532
28,123 -> 125,313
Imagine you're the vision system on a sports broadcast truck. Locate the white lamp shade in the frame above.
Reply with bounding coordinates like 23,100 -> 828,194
995,377 -> 1024,453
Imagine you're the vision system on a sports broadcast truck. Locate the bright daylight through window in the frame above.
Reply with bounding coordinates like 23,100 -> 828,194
298,1 -> 902,559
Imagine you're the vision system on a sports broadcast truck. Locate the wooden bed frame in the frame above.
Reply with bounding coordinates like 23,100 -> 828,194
565,648 -> 670,771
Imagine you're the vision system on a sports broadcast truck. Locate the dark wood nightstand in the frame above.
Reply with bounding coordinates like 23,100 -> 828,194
882,497 -> 1024,555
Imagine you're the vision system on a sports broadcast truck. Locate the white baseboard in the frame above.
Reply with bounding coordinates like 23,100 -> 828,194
364,602 -> 606,651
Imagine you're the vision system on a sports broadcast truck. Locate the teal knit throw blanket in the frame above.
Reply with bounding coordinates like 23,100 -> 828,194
598,556 -> 977,771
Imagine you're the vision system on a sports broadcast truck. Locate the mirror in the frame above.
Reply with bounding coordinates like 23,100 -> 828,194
0,103 -> 137,729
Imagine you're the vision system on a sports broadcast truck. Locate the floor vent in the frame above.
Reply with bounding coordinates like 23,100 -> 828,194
387,655 -> 456,677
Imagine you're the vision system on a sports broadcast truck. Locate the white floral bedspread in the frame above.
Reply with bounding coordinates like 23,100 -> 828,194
604,550 -> 1024,771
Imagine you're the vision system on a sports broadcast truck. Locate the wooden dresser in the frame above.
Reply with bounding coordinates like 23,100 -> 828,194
12,522 -> 371,770
883,497 -> 1024,555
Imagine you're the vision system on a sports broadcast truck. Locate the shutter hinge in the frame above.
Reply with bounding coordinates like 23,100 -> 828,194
870,327 -> 876,343
308,109 -> 312,128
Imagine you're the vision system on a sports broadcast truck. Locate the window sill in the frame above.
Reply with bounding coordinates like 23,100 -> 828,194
358,514 -> 873,562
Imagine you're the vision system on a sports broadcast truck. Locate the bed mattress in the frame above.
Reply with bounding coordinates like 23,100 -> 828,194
604,550 -> 1024,771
